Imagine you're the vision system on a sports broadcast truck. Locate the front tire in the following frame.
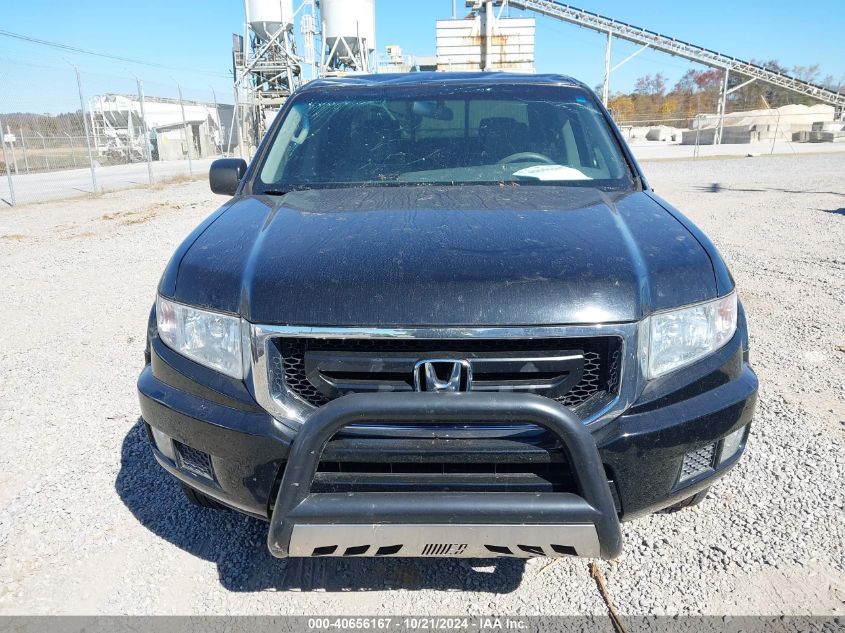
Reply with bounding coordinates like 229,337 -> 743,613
180,482 -> 225,510
667,486 -> 711,511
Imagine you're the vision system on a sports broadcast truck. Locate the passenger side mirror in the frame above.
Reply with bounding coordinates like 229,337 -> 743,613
209,158 -> 247,196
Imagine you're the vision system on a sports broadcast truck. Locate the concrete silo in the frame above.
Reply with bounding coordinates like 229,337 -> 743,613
319,0 -> 376,74
245,0 -> 295,41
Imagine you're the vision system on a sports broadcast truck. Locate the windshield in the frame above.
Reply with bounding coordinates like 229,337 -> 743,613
257,84 -> 634,192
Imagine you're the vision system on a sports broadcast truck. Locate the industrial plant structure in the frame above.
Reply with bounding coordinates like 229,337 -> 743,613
83,0 -> 843,165
226,0 -> 842,149
232,0 -> 378,151
507,0 -> 845,139
234,0 -> 304,109
231,0 -> 307,152
320,0 -> 377,74
87,94 -> 234,162
436,2 -> 535,72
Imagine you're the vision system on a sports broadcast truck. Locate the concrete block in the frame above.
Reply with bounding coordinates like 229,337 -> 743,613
810,122 -> 843,132
681,128 -> 716,145
809,131 -> 845,142
720,126 -> 757,144
629,126 -> 650,140
646,126 -> 681,142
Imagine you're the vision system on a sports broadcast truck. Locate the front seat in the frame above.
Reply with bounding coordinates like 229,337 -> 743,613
348,111 -> 401,177
478,117 -> 528,163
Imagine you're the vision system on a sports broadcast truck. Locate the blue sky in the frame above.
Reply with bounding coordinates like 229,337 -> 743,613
1,0 -> 843,113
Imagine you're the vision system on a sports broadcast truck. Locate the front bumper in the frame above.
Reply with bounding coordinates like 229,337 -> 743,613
137,317 -> 758,556
268,392 -> 622,559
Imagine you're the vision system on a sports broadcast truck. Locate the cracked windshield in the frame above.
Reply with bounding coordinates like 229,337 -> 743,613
258,85 -> 633,192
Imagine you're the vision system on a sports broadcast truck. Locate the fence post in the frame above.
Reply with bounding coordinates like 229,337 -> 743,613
136,78 -> 154,185
227,88 -> 238,157
73,65 -> 98,193
0,118 -> 16,206
9,136 -> 19,174
19,128 -> 29,174
36,132 -> 50,171
176,83 -> 194,176
126,108 -> 133,164
211,86 -> 222,156
65,133 -> 78,167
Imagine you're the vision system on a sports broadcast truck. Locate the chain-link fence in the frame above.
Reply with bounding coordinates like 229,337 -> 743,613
0,58 -> 242,206
3,55 -> 843,205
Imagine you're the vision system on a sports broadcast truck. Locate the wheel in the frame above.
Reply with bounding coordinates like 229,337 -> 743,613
667,486 -> 711,511
180,482 -> 225,510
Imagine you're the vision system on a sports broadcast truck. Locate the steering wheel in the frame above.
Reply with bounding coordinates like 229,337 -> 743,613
498,152 -> 556,165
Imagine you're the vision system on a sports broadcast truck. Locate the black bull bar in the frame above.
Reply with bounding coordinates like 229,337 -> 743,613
267,392 -> 623,559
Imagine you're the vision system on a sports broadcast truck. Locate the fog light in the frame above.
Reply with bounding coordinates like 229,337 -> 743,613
679,443 -> 716,482
150,426 -> 176,461
719,426 -> 746,464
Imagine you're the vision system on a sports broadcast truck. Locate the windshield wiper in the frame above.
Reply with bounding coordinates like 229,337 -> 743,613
259,188 -> 291,196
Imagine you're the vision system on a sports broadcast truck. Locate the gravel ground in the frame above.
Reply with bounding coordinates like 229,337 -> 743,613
0,153 -> 843,615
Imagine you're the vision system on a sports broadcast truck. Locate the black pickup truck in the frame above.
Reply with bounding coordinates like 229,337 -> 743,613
137,73 -> 758,560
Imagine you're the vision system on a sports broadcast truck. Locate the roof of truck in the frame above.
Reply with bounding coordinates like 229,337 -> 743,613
299,72 -> 590,93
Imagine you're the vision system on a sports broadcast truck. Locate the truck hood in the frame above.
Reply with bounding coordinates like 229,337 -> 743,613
167,186 -> 718,326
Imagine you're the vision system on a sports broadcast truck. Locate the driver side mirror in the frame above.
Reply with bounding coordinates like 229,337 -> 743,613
209,158 -> 247,196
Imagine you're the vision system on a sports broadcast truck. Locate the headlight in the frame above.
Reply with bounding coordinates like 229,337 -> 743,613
156,295 -> 244,379
642,291 -> 737,379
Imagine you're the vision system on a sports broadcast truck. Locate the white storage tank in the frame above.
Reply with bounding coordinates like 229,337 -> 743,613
246,0 -> 295,41
321,0 -> 376,54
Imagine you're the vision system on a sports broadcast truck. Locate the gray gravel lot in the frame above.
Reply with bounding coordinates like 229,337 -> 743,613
0,153 -> 843,615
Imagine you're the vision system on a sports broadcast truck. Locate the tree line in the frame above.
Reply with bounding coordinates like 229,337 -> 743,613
1,111 -> 89,138
607,61 -> 844,125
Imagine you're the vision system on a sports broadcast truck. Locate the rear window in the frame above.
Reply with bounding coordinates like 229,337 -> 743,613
257,83 -> 634,192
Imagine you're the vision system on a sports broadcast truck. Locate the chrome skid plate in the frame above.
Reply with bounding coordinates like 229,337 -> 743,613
289,523 -> 601,558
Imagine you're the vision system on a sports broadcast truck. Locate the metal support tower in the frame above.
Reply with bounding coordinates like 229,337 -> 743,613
715,69 -> 730,145
480,1 -> 494,71
233,1 -> 305,148
509,0 -> 845,121
300,0 -> 318,80
601,31 -> 611,106
320,31 -> 373,75
235,23 -> 302,107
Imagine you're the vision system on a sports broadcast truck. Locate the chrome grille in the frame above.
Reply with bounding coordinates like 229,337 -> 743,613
566,349 -> 602,406
272,337 -> 621,412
